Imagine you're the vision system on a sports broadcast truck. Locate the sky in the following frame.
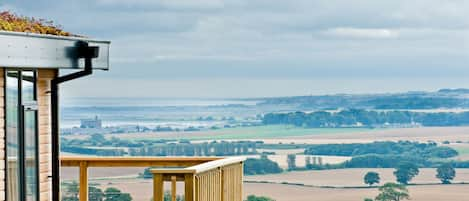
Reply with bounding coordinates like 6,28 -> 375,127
2,0 -> 469,98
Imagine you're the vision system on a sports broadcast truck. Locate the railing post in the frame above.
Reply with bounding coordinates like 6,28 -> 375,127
221,167 -> 225,201
171,176 -> 177,201
153,173 -> 164,201
184,174 -> 195,201
79,161 -> 88,201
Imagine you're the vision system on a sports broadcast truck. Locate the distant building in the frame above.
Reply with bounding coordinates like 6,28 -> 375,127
80,116 -> 102,128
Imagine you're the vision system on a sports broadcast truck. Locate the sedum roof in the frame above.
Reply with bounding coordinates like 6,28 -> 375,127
0,11 -> 73,36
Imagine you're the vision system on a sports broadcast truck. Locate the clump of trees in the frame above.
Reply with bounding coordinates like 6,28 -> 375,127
436,163 -> 456,184
394,162 -> 419,185
244,155 -> 283,175
364,171 -> 380,186
364,183 -> 410,201
163,191 -> 184,201
287,154 -> 296,170
61,182 -> 132,201
245,195 -> 276,201
306,141 -> 458,169
305,141 -> 457,158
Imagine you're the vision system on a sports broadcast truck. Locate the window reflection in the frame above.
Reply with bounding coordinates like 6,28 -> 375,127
6,70 -> 19,201
6,70 -> 38,201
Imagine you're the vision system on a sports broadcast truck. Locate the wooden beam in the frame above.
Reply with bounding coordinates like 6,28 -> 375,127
79,162 -> 88,201
61,157 -> 220,167
171,176 -> 177,201
153,173 -> 164,201
184,174 -> 195,201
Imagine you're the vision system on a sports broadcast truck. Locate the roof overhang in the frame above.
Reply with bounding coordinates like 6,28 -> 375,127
0,31 -> 110,70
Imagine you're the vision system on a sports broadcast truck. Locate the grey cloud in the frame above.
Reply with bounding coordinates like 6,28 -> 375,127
2,0 -> 469,98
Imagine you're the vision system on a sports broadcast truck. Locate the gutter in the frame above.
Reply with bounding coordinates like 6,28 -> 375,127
50,41 -> 99,201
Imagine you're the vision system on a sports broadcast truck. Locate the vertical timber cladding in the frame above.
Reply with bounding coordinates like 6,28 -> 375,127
37,69 -> 57,201
0,69 -> 5,201
0,69 -> 56,201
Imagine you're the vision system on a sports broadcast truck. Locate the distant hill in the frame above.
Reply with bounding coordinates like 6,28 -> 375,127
255,89 -> 469,110
438,88 -> 469,94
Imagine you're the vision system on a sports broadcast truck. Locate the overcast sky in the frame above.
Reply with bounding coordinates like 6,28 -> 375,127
2,0 -> 469,98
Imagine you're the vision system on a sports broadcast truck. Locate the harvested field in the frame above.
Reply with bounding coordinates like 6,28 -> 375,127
256,155 -> 351,168
245,168 -> 469,187
64,126 -> 469,145
244,183 -> 469,201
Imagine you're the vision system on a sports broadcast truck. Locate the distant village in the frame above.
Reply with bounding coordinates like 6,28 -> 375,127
60,116 -> 152,135
60,115 -> 262,135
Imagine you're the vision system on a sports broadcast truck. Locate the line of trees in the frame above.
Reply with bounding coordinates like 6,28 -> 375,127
304,141 -> 459,169
61,182 -> 132,201
129,141 -> 258,156
263,109 -> 469,127
305,141 -> 458,158
363,163 -> 457,186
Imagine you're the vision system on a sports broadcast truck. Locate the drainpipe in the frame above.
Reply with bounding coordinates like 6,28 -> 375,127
51,41 -> 99,201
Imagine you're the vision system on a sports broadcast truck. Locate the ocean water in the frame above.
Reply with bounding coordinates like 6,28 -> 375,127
61,97 -> 259,107
60,97 -> 262,128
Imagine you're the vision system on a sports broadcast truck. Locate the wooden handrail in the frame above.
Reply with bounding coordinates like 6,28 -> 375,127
61,156 -> 221,167
151,157 -> 245,174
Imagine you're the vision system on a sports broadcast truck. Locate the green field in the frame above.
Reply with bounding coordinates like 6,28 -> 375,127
165,125 -> 375,141
454,147 -> 469,156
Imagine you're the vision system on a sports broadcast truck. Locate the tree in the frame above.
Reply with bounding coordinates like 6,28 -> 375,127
89,186 -> 104,201
61,181 -> 79,201
364,171 -> 380,186
287,154 -> 296,170
90,134 -> 106,145
244,158 -> 283,175
163,191 -> 184,201
104,187 -> 132,201
245,195 -> 276,201
436,163 -> 456,184
375,182 -> 410,201
393,162 -> 419,184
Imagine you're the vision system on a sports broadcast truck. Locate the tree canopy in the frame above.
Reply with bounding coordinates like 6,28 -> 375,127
364,171 -> 380,186
393,162 -> 419,185
374,183 -> 410,201
436,164 -> 456,184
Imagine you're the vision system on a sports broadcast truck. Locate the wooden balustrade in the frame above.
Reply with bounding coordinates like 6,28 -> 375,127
60,157 -> 244,201
151,157 -> 245,201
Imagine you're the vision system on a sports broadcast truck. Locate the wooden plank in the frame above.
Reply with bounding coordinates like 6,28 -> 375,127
79,162 -> 88,201
61,157 -> 220,167
185,157 -> 245,174
153,174 -> 164,201
184,174 -> 194,201
171,176 -> 177,201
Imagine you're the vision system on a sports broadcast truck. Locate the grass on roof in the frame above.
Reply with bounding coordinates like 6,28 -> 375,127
0,11 -> 73,36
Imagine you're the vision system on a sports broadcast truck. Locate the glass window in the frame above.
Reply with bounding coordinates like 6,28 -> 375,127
6,70 -> 39,201
6,70 -> 19,201
22,71 -> 38,201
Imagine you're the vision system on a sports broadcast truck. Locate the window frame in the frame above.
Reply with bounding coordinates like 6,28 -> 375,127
5,69 -> 40,201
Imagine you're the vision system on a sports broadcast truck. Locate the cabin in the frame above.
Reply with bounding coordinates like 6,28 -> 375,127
0,14 -> 244,201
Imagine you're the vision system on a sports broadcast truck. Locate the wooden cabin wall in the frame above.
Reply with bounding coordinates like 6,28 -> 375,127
0,68 -> 57,201
0,69 -> 5,201
37,69 -> 57,201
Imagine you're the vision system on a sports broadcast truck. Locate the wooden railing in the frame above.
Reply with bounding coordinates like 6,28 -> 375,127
60,157 -> 245,201
151,157 -> 244,201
